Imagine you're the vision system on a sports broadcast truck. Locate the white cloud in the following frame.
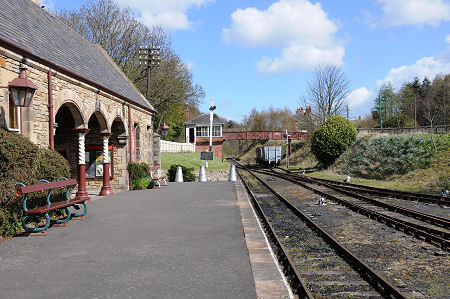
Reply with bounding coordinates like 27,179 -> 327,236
376,55 -> 450,88
222,0 -> 344,73
446,34 -> 450,43
346,87 -> 373,107
377,0 -> 450,27
350,50 -> 450,111
116,0 -> 214,30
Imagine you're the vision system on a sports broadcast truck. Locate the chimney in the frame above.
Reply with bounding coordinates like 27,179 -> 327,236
305,106 -> 311,116
184,105 -> 190,122
31,0 -> 41,5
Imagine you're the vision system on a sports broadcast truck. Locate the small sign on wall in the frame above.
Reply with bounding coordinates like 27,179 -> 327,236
200,151 -> 214,161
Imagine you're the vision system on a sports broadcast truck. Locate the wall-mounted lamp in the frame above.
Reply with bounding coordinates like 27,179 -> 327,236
6,64 -> 37,107
159,122 -> 169,140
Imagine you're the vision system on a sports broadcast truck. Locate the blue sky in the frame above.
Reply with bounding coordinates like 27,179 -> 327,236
43,0 -> 450,122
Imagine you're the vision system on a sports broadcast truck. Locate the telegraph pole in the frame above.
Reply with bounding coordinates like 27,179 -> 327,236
139,45 -> 161,99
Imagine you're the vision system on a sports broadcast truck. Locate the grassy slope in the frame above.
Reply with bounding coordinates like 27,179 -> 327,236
300,133 -> 450,194
161,152 -> 229,170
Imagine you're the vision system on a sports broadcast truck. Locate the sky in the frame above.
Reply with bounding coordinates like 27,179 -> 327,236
43,0 -> 450,122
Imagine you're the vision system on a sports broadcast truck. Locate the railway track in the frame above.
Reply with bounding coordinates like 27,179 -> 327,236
236,161 -> 408,298
285,168 -> 450,207
254,167 -> 450,251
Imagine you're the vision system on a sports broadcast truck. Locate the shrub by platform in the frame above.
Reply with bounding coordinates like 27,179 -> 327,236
127,162 -> 152,189
0,129 -> 70,237
167,164 -> 196,182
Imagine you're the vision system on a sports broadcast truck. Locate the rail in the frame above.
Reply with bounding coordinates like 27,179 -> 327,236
160,140 -> 195,153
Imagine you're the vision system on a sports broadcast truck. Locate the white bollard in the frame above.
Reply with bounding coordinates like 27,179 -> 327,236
228,164 -> 237,182
198,165 -> 208,182
175,166 -> 184,182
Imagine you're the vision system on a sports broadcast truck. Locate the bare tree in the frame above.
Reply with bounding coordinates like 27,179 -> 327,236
56,0 -> 204,137
300,64 -> 350,126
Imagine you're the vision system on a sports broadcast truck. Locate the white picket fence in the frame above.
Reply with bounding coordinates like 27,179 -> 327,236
160,140 -> 195,153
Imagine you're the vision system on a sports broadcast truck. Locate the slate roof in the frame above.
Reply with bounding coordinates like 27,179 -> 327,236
0,0 -> 155,112
185,114 -> 224,126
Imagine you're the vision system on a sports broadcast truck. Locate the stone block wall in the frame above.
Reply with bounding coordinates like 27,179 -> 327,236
0,46 -> 154,191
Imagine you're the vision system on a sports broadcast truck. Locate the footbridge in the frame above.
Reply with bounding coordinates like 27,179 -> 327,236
223,131 -> 309,140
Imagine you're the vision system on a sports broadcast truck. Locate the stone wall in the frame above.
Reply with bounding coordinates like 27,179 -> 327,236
0,46 -> 154,191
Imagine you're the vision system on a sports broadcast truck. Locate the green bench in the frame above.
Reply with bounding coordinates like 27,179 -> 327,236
15,177 -> 87,233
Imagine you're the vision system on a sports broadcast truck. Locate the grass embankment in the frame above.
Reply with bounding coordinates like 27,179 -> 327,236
161,152 -> 230,170
291,133 -> 449,194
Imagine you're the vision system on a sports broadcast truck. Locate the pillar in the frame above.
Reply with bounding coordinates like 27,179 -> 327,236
99,132 -> 113,196
73,128 -> 90,200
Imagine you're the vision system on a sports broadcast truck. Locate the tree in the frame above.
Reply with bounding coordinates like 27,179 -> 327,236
300,64 -> 351,126
243,107 -> 297,131
56,0 -> 204,132
311,116 -> 356,166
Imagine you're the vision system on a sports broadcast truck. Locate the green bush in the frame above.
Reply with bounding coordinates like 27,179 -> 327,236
147,179 -> 156,189
336,134 -> 449,179
0,129 -> 70,237
311,116 -> 357,166
132,177 -> 151,190
167,164 -> 196,182
127,162 -> 149,180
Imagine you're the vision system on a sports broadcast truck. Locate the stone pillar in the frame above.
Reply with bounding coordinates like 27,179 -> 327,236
99,132 -> 113,196
73,128 -> 90,200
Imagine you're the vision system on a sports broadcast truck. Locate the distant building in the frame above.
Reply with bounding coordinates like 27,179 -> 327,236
185,114 -> 224,157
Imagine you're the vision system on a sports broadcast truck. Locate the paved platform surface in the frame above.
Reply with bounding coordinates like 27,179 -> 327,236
0,182 -> 256,298
235,182 -> 292,298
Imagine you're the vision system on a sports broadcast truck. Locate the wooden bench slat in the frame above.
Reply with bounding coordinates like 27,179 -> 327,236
25,197 -> 86,214
20,179 -> 78,194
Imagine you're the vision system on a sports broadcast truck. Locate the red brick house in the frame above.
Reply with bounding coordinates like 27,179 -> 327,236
185,114 -> 225,158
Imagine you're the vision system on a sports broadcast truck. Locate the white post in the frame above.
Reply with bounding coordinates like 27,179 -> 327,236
209,99 -> 214,152
208,97 -> 216,169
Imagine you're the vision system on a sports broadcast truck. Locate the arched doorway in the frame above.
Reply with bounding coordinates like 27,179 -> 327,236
111,116 -> 128,188
54,102 -> 84,179
84,111 -> 109,191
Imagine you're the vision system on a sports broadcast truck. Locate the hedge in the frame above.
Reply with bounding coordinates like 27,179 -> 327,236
0,129 -> 70,237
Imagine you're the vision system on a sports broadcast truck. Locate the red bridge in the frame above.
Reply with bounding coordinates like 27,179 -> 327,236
223,131 -> 310,140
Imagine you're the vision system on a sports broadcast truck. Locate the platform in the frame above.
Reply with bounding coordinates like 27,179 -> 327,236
0,182 -> 290,298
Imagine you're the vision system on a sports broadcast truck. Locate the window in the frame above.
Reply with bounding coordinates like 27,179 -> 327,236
195,126 -> 222,137
196,126 -> 208,137
212,126 -> 221,137
134,123 -> 140,160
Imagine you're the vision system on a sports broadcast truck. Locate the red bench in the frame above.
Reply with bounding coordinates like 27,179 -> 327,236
149,162 -> 167,188
15,177 -> 87,233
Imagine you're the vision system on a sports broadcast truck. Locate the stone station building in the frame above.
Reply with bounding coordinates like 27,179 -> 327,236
0,0 -> 156,197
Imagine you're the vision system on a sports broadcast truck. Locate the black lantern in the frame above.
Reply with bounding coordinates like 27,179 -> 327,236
8,64 -> 37,107
159,122 -> 169,139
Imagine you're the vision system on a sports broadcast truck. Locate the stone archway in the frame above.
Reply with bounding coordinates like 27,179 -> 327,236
85,111 -> 110,193
110,116 -> 128,189
54,102 -> 85,179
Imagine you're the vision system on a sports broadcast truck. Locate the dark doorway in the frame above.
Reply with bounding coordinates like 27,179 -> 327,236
189,128 -> 195,143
